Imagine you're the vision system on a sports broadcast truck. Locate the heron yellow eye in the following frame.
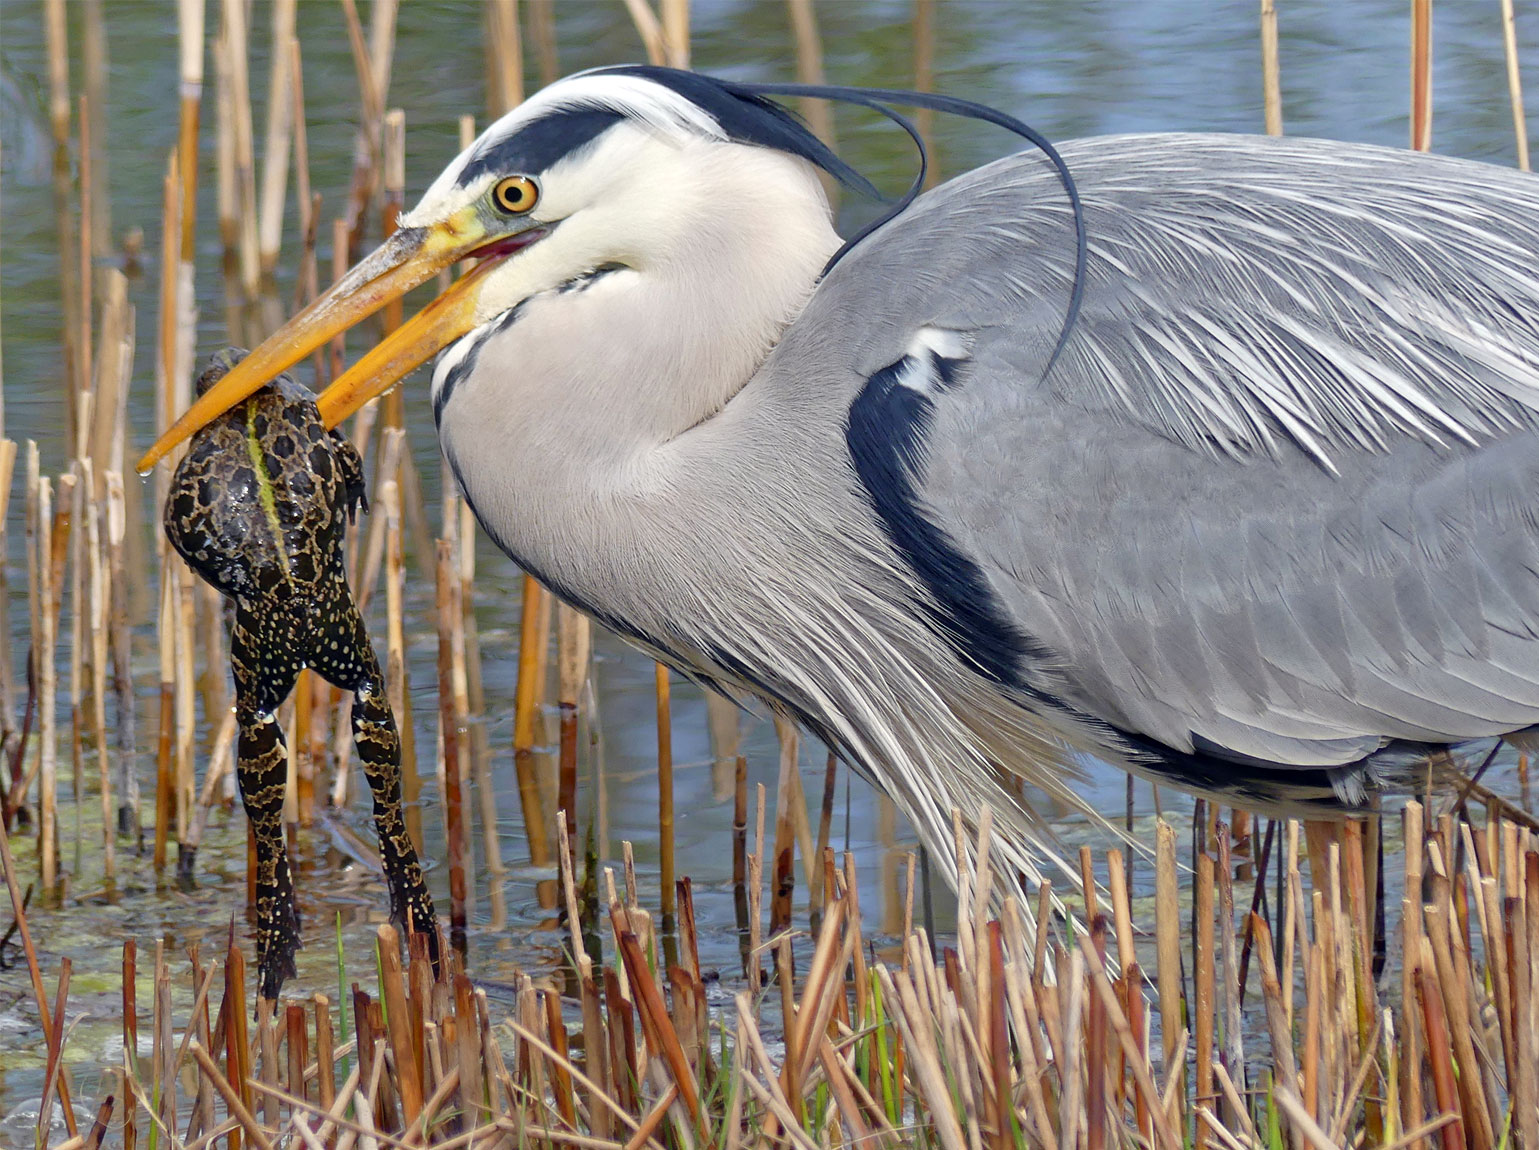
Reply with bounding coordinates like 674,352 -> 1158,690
492,175 -> 539,214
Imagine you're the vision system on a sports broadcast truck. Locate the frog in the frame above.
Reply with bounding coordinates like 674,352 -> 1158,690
164,347 -> 440,1000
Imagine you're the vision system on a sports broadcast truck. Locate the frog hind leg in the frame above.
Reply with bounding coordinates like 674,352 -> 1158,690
313,596 -> 442,971
231,605 -> 304,1001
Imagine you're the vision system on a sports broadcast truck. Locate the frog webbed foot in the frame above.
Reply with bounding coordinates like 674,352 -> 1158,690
256,869 -> 302,1000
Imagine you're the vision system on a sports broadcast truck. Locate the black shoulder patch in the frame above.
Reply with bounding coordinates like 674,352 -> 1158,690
847,351 -> 1039,690
460,107 -> 624,184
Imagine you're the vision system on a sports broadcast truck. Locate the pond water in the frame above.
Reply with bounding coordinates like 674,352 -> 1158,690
0,0 -> 1536,1124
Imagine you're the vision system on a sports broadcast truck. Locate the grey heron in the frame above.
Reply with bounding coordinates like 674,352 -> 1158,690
143,65 -> 1539,887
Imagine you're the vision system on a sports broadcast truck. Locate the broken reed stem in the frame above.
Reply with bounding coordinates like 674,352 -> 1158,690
788,0 -> 837,158
1261,0 -> 1283,135
37,477 -> 57,893
655,662 -> 675,921
257,0 -> 297,274
1411,0 -> 1432,151
556,604 -> 589,847
221,0 -> 260,292
484,0 -> 524,117
1502,0 -> 1531,171
435,538 -> 469,945
513,576 -> 553,869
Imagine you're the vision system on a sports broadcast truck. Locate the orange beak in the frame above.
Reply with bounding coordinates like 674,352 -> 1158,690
136,210 -> 538,473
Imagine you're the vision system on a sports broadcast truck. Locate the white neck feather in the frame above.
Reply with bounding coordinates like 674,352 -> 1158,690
435,129 -> 841,549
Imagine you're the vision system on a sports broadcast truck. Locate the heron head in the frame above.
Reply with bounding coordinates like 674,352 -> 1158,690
138,66 -> 864,473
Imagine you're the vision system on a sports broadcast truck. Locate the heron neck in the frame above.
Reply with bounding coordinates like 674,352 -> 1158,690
436,150 -> 842,573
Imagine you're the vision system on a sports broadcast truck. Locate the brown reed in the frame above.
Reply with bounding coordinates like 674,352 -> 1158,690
26,787 -> 1539,1149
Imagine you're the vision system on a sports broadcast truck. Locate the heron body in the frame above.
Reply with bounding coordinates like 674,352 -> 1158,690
147,67 -> 1539,888
165,350 -> 439,997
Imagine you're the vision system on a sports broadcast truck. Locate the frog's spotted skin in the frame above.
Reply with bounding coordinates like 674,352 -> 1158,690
165,348 -> 439,1000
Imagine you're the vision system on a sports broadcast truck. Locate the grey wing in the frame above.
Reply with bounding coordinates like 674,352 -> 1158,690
807,132 -> 1539,773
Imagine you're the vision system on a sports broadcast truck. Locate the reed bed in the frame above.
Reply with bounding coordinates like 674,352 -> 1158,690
5,2 -> 1539,1148
9,797 -> 1539,1149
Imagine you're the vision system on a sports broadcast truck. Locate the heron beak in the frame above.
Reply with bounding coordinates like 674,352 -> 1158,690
314,230 -> 533,426
135,210 -> 531,472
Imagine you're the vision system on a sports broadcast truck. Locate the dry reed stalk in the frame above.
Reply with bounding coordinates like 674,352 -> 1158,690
60,473 -> 88,813
0,438 -> 17,787
1153,817 -> 1184,1084
0,140 -> 4,441
810,752 -> 837,920
435,538 -> 470,944
1215,826 -> 1244,1128
43,0 -> 69,149
77,98 -> 95,424
105,473 -> 138,843
485,0 -> 525,117
912,0 -> 937,189
731,751 -> 748,903
769,717 -> 801,937
705,689 -> 740,803
556,604 -> 589,845
1193,850 -> 1215,1146
153,146 -> 182,545
529,0 -> 560,85
746,782 -> 766,993
291,59 -> 319,317
513,577 -> 553,869
1501,0 -> 1531,170
1411,0 -> 1432,151
1260,0 -> 1283,134
19,443 -> 39,827
173,557 -> 196,857
455,498 -> 498,882
1515,896 -> 1539,1150
788,0 -> 837,199
378,923 -> 424,1126
155,943 -> 178,1137
37,476 -> 57,892
381,108 -> 408,428
655,663 -> 676,921
82,1 -> 111,258
258,0 -> 298,274
48,87 -> 84,439
340,0 -> 398,253
660,0 -> 689,67
84,466 -> 112,878
41,0 -> 76,405
221,0 -> 260,291
623,0 -> 670,67
214,26 -> 236,254
257,999 -> 281,1128
177,0 -> 204,262
60,461 -> 85,868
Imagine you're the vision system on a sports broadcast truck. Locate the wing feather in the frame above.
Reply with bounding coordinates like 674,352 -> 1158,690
794,131 -> 1539,771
